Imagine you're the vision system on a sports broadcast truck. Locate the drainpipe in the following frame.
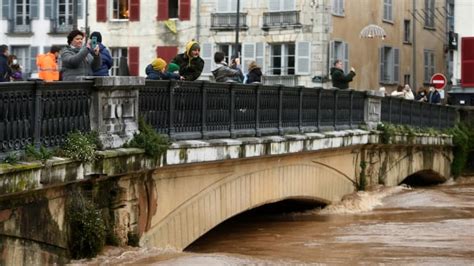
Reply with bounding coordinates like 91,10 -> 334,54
412,0 -> 417,91
72,0 -> 78,30
196,0 -> 200,41
234,0 -> 240,57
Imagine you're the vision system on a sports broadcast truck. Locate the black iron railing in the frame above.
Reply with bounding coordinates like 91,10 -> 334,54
262,10 -> 302,30
0,81 -> 93,154
210,13 -> 248,30
381,96 -> 457,128
140,80 -> 367,140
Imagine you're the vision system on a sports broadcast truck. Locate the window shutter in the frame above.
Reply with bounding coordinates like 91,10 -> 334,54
179,0 -> 191,21
393,48 -> 400,83
283,0 -> 295,11
268,0 -> 281,11
328,41 -> 334,74
128,47 -> 140,76
77,0 -> 83,19
200,43 -> 213,75
379,47 -> 385,83
30,46 -> 39,73
97,0 -> 107,22
158,0 -> 168,20
30,0 -> 39,19
296,42 -> 310,75
256,42 -> 265,74
242,43 -> 255,74
343,42 -> 349,73
44,0 -> 52,18
156,46 -> 178,66
2,0 -> 11,19
461,37 -> 474,87
129,0 -> 140,21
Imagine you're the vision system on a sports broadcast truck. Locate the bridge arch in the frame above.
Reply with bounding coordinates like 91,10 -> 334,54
377,147 -> 452,186
139,161 -> 356,250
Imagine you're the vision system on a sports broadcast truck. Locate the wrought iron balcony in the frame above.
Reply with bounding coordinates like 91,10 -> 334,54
49,19 -> 74,34
262,10 -> 302,30
6,19 -> 33,35
210,13 -> 248,31
263,75 -> 298,87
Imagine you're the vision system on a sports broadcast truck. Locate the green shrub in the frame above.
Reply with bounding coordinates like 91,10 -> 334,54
61,131 -> 97,162
66,190 -> 106,259
126,118 -> 170,158
25,144 -> 54,162
2,152 -> 20,164
446,123 -> 474,177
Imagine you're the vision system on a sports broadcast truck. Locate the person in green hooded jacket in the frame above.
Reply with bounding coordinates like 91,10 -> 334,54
171,40 -> 204,81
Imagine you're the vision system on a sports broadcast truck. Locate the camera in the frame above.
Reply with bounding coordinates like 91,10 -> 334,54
91,36 -> 98,49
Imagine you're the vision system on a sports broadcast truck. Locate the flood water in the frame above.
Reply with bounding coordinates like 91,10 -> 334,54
74,176 -> 474,265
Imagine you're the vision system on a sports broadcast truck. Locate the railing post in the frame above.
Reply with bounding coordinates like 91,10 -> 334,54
333,89 -> 338,130
89,77 -> 143,149
201,82 -> 208,139
364,90 -> 384,130
317,88 -> 321,132
278,85 -> 283,135
298,86 -> 303,133
32,81 -> 42,148
398,99 -> 403,124
230,84 -> 236,138
255,85 -> 261,137
349,90 -> 354,129
168,81 -> 176,140
437,105 -> 441,128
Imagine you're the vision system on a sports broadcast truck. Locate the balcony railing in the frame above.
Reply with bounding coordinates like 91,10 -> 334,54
49,19 -> 74,34
6,19 -> 32,34
262,10 -> 302,30
263,75 -> 298,87
210,13 -> 248,31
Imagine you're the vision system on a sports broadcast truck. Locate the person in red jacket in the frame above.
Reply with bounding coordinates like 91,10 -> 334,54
37,46 -> 61,81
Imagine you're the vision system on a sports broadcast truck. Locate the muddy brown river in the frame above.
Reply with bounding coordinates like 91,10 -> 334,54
73,176 -> 474,265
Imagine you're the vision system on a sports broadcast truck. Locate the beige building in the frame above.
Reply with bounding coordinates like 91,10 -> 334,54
330,0 -> 449,92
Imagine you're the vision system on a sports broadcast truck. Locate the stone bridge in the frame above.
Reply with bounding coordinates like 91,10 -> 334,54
0,130 -> 452,264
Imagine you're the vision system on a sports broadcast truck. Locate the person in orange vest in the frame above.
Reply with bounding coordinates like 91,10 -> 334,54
37,46 -> 61,81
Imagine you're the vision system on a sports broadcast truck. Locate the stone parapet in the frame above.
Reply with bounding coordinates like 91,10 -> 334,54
0,130 -> 452,195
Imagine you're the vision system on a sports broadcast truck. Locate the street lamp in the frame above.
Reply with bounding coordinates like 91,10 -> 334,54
234,0 -> 240,58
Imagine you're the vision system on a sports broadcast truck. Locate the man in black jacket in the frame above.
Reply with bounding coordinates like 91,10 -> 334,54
330,59 -> 356,89
0,45 -> 11,82
171,40 -> 204,81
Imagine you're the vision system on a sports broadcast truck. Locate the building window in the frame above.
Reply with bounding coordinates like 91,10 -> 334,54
270,43 -> 295,75
168,0 -> 178,18
330,41 -> 349,73
331,0 -> 344,16
379,46 -> 400,84
268,0 -> 295,11
112,0 -> 129,20
447,2 -> 454,31
424,49 -> 435,83
218,0 -> 242,12
15,0 -> 30,28
383,0 -> 392,22
403,20 -> 411,43
424,0 -> 435,28
58,0 -> 73,27
217,44 -> 241,65
110,47 -> 128,76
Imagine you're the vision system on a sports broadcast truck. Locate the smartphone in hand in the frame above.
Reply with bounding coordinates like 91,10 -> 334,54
91,36 -> 98,49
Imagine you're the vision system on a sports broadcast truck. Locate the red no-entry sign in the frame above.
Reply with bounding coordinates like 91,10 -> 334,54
430,73 -> 447,90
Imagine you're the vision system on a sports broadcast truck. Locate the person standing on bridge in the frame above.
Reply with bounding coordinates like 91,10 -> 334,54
0,45 -> 11,82
60,30 -> 101,81
37,46 -> 61,82
330,59 -> 356,89
171,40 -> 204,81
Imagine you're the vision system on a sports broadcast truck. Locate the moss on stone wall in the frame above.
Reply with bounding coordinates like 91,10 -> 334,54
446,123 -> 474,177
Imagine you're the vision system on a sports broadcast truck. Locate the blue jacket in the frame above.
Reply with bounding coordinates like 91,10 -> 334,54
92,43 -> 113,76
0,54 -> 11,82
145,64 -> 180,80
428,90 -> 441,104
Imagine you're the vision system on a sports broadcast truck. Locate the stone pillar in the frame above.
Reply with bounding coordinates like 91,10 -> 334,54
364,90 -> 384,130
90,77 -> 144,149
